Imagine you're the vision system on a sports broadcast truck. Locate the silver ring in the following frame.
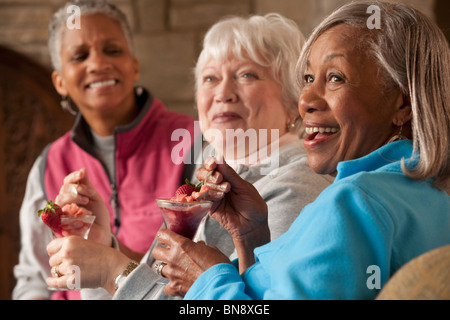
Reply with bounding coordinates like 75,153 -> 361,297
52,264 -> 62,278
155,262 -> 167,277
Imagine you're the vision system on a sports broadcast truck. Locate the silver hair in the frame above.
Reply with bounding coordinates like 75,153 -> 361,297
296,1 -> 450,190
195,13 -> 306,133
48,0 -> 134,71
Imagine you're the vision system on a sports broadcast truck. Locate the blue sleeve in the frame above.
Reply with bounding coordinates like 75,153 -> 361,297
186,180 -> 395,300
184,263 -> 251,300
260,180 -> 394,299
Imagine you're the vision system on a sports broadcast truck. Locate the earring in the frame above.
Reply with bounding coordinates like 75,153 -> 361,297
386,122 -> 407,144
60,96 -> 78,116
287,117 -> 299,131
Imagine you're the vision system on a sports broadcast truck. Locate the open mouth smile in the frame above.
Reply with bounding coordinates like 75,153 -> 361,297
305,127 -> 340,135
304,126 -> 341,147
86,79 -> 118,89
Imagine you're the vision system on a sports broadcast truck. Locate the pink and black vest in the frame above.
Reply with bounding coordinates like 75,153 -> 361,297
41,89 -> 196,250
40,89 -> 196,298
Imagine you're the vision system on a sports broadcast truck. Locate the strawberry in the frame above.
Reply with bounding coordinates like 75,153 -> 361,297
174,183 -> 198,197
191,184 -> 210,201
173,179 -> 209,201
38,200 -> 63,237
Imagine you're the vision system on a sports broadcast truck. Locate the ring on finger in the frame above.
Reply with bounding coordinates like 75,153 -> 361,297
52,264 -> 63,278
155,262 -> 167,277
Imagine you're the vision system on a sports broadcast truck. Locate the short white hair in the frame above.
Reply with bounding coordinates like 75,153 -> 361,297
195,13 -> 305,130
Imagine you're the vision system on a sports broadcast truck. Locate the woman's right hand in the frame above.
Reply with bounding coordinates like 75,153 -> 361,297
55,168 -> 111,247
196,157 -> 270,271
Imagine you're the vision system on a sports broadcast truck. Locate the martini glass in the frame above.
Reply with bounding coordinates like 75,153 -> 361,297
154,199 -> 213,286
156,199 -> 213,239
57,215 -> 96,239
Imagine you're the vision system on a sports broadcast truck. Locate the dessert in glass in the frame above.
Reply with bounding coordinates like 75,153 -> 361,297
39,201 -> 96,239
156,199 -> 213,239
38,201 -> 95,290
154,181 -> 212,287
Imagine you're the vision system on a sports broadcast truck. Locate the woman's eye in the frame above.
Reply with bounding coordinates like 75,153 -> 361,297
203,76 -> 215,82
304,74 -> 314,83
71,52 -> 88,62
242,72 -> 259,80
330,75 -> 342,83
105,48 -> 123,55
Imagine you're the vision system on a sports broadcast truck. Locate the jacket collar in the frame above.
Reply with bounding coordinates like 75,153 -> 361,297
335,140 -> 417,182
70,87 -> 153,156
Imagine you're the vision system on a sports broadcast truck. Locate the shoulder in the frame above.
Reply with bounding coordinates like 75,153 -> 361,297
255,140 -> 332,199
151,98 -> 195,128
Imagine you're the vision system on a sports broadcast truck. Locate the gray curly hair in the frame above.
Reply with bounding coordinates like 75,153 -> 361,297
48,0 -> 134,71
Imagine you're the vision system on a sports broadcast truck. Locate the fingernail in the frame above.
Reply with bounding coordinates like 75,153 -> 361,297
205,157 -> 215,166
71,185 -> 78,197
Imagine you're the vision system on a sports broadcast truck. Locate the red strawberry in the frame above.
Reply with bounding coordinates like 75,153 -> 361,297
174,179 -> 200,197
175,184 -> 198,197
191,184 -> 210,200
38,200 -> 63,237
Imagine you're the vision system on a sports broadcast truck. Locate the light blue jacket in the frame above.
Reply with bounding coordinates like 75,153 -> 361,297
185,140 -> 450,300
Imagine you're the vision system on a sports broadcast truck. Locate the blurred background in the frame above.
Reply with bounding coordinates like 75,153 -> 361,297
0,0 -> 448,299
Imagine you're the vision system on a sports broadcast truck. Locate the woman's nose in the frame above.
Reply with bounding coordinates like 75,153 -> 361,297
215,78 -> 238,103
298,86 -> 326,116
86,51 -> 112,73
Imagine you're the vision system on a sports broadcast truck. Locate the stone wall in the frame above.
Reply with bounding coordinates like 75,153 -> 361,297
0,0 -> 438,117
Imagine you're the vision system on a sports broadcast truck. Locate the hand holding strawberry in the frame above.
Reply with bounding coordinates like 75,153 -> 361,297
54,168 -> 111,246
38,201 -> 94,238
195,157 -> 269,272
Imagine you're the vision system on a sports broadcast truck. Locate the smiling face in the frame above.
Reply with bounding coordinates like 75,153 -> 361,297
299,24 -> 407,176
196,57 -> 290,159
52,13 -> 139,120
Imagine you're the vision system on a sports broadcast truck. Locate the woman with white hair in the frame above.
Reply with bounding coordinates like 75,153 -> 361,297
151,1 -> 450,299
44,13 -> 332,298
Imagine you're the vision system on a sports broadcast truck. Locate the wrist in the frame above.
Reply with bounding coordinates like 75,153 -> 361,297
105,251 -> 138,295
113,260 -> 139,293
233,224 -> 270,273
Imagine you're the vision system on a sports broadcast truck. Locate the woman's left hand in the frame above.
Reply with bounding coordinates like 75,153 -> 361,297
46,236 -> 131,294
153,229 -> 231,297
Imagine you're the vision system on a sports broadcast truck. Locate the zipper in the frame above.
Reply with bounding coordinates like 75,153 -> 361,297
110,183 -> 121,234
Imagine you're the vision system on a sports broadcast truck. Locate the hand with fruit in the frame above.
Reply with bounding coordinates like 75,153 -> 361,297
197,157 -> 270,269
155,156 -> 269,284
45,168 -> 136,293
38,200 -> 94,238
54,168 -> 112,247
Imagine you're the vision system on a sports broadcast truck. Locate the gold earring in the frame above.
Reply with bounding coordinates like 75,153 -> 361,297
386,122 -> 407,144
287,117 -> 299,131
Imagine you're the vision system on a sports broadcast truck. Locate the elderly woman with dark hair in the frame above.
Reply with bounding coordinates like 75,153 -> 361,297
13,0 -> 195,300
151,1 -> 450,299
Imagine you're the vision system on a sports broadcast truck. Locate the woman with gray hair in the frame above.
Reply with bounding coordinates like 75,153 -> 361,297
45,13 -> 332,299
150,1 -> 450,299
13,0 -> 195,300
